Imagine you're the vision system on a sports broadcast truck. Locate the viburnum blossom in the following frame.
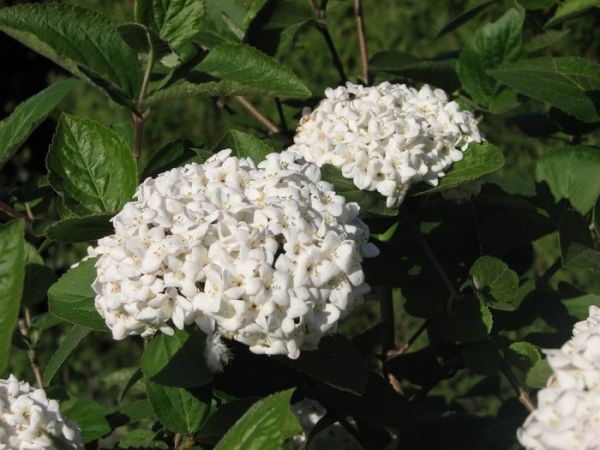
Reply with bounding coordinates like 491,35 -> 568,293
518,306 -> 600,449
288,82 -> 482,207
89,149 -> 378,359
0,375 -> 83,450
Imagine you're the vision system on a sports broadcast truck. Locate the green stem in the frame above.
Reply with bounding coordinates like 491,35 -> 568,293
380,286 -> 395,357
496,344 -> 536,412
400,208 -> 458,304
132,29 -> 155,160
308,1 -> 347,83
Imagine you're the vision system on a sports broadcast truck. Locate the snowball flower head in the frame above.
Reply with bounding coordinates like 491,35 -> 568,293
517,388 -> 600,450
518,306 -> 600,449
0,375 -> 83,449
90,149 -> 378,359
288,82 -> 482,207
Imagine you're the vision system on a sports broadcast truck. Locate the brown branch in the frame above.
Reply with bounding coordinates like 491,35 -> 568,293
132,113 -> 144,160
234,96 -> 281,134
353,0 -> 369,84
379,287 -> 395,357
0,200 -> 31,223
499,351 -> 536,413
395,319 -> 431,356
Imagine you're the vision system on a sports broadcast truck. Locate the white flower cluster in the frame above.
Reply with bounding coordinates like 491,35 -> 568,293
288,82 -> 482,207
518,306 -> 600,449
90,149 -> 377,359
0,375 -> 83,450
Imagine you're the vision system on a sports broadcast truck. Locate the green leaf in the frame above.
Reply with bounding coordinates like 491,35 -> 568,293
526,358 -> 552,388
242,0 -> 269,31
369,51 -> 460,92
320,164 -> 398,216
146,380 -> 212,433
22,264 -> 56,307
143,40 -> 312,104
373,222 -> 399,242
195,0 -> 248,46
0,78 -> 77,170
43,325 -> 91,386
505,341 -> 540,374
280,335 -> 368,395
520,0 -> 557,9
490,57 -> 600,123
0,220 -> 25,373
436,296 -> 493,343
48,258 -> 107,332
385,347 -> 445,386
0,3 -> 142,102
141,328 -> 213,388
195,43 -> 311,98
458,8 -> 524,107
470,256 -> 519,311
214,389 -> 300,450
119,429 -> 168,449
462,340 -> 501,375
536,145 -> 600,214
197,398 -> 259,446
546,0 -> 600,27
141,139 -> 212,179
563,290 -> 600,320
118,22 -> 173,60
215,130 -> 275,164
594,197 -> 600,240
46,215 -> 114,243
436,0 -> 499,37
47,114 -> 137,216
402,277 -> 447,319
525,29 -> 570,53
559,209 -> 600,272
144,79 -> 268,106
61,398 -> 111,443
414,142 -> 505,195
135,0 -> 206,53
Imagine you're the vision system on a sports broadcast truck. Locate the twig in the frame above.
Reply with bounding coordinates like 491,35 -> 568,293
176,436 -> 195,450
274,97 -> 289,133
132,28 -> 155,159
0,200 -> 31,223
400,208 -> 458,301
353,0 -> 369,84
499,352 -> 536,413
379,287 -> 395,357
18,309 -> 43,389
234,96 -> 281,134
308,1 -> 347,83
132,114 -> 144,160
395,319 -> 431,356
535,257 -> 561,288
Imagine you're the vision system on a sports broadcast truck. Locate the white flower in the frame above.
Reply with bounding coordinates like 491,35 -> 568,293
517,388 -> 600,450
518,306 -> 600,449
288,82 -> 482,207
0,375 -> 83,450
90,149 -> 378,359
